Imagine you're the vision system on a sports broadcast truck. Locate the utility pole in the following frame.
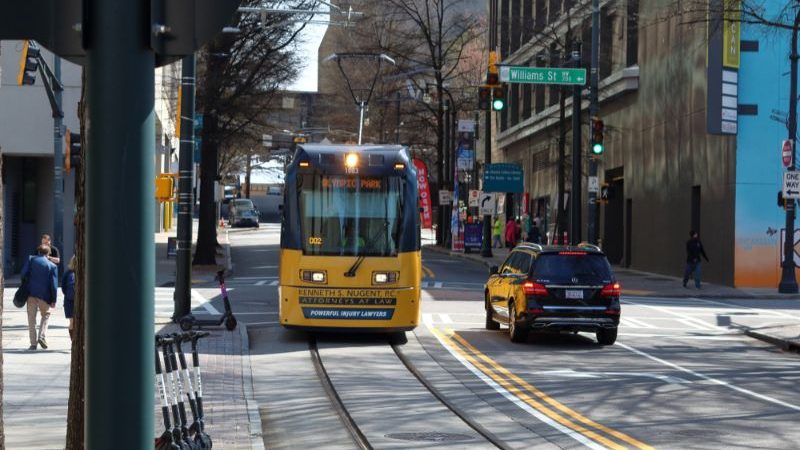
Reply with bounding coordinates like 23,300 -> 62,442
570,41 -> 583,245
86,1 -> 155,446
52,56 -> 64,273
175,54 -> 196,320
587,0 -> 600,244
443,99 -> 451,246
557,82 -> 566,242
779,16 -> 800,293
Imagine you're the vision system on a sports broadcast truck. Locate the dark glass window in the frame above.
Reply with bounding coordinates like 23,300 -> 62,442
627,0 -> 639,66
532,254 -> 613,282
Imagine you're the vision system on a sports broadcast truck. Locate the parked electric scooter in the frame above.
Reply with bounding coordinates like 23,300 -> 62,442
174,333 -> 212,449
179,270 -> 237,331
157,336 -> 193,450
154,343 -> 181,450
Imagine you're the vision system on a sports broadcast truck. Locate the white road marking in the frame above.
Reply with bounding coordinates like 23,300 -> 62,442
536,369 -> 689,384
422,313 -> 434,325
439,313 -> 453,324
688,297 -> 800,320
622,317 -> 657,329
677,318 -> 713,331
434,281 -> 443,289
194,289 -> 220,315
620,333 -> 746,341
619,342 -> 800,413
255,280 -> 268,286
421,281 -> 429,288
428,326 -> 607,450
269,280 -> 280,286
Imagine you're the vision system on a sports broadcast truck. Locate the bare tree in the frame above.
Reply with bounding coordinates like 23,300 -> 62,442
193,2 -> 315,265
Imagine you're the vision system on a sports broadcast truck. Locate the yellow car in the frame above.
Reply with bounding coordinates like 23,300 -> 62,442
484,243 -> 621,344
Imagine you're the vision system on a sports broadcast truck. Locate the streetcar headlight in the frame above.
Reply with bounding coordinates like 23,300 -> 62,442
301,270 -> 327,283
345,153 -> 359,168
372,271 -> 398,284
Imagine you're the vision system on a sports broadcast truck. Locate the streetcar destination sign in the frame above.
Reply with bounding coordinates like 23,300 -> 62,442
499,66 -> 587,85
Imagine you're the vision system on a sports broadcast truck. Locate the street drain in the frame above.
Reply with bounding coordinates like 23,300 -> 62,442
385,432 -> 475,442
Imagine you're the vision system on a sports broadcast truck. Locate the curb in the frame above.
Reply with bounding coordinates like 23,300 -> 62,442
744,329 -> 800,353
239,324 -> 265,450
424,245 -> 800,300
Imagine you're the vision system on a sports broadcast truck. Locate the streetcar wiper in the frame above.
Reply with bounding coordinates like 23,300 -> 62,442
344,221 -> 389,277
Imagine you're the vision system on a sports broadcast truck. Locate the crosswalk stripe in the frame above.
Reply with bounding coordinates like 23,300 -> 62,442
439,313 -> 453,324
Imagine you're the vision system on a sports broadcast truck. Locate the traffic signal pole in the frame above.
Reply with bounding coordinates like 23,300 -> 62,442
779,18 -> 800,293
53,56 -> 64,271
481,109 -> 493,257
175,54 -> 196,319
587,0 -> 600,245
86,0 -> 155,446
570,41 -> 582,245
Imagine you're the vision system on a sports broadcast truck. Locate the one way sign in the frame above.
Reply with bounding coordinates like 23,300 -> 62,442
784,172 -> 800,199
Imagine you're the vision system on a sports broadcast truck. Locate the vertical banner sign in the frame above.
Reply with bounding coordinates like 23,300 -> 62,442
707,0 -> 740,135
413,159 -> 433,228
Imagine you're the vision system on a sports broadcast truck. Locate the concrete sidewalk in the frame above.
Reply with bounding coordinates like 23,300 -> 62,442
1,226 -> 262,449
424,243 -> 800,354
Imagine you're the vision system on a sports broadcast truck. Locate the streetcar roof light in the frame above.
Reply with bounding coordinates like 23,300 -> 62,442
394,163 -> 405,170
345,153 -> 359,168
299,160 -> 310,167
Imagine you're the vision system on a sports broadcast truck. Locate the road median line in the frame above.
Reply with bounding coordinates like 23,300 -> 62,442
449,331 -> 655,450
429,325 -> 632,450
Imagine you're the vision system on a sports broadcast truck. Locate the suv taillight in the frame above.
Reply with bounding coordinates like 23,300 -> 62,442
523,281 -> 548,296
600,282 -> 621,297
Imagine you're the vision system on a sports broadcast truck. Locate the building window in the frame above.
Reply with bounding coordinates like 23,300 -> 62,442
600,8 -> 614,79
626,0 -> 639,66
501,0 -> 510,57
523,0 -> 533,43
522,81 -> 532,120
535,0 -> 546,32
511,0 -> 522,52
22,158 -> 36,223
510,83 -> 520,126
531,149 -> 550,172
548,0 -> 561,24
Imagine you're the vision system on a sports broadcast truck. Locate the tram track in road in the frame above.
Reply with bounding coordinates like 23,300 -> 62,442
307,334 -> 510,450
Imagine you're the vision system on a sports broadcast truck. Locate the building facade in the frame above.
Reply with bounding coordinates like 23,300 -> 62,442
492,1 -> 738,285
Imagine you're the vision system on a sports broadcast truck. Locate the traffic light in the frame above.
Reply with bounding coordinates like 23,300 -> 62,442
17,40 -> 40,86
591,116 -> 605,155
486,50 -> 500,86
155,175 -> 175,202
491,85 -> 506,111
64,130 -> 81,173
478,86 -> 491,110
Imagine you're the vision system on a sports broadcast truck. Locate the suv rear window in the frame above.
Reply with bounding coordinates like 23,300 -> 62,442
532,253 -> 612,283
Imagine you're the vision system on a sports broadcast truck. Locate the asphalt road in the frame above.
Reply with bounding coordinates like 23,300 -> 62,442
211,225 -> 800,449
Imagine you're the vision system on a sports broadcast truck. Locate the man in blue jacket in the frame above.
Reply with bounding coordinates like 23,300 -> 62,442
21,245 -> 58,350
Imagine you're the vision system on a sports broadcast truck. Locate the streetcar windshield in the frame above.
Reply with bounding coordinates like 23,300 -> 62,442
299,174 -> 404,256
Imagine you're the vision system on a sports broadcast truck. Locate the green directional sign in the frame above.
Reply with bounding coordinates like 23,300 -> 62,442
499,66 -> 587,85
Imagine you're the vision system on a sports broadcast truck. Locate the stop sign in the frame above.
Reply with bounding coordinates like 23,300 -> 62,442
783,139 -> 794,168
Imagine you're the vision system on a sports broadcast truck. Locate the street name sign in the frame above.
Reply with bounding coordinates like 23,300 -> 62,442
499,66 -> 587,85
783,172 -> 800,199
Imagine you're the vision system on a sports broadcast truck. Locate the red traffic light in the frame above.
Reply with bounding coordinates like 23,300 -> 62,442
478,86 -> 491,110
486,71 -> 499,86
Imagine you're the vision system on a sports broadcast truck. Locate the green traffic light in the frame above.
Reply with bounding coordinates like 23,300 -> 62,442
492,99 -> 505,111
592,142 -> 604,155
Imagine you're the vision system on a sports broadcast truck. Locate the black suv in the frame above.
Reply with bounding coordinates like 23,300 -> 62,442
484,243 -> 620,345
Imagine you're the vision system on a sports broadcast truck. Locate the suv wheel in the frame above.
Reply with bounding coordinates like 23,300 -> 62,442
508,303 -> 529,343
485,294 -> 500,330
596,327 -> 617,345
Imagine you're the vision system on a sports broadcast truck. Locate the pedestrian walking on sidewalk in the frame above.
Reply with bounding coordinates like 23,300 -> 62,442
22,245 -> 58,350
62,256 -> 77,340
521,214 -> 530,241
505,217 -> 517,248
37,234 -> 60,266
492,216 -> 503,248
683,230 -> 709,289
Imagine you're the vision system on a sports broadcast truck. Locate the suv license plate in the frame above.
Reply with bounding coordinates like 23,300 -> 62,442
565,290 -> 583,299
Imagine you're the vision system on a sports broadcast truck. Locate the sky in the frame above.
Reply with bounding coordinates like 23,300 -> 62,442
285,9 -> 329,92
